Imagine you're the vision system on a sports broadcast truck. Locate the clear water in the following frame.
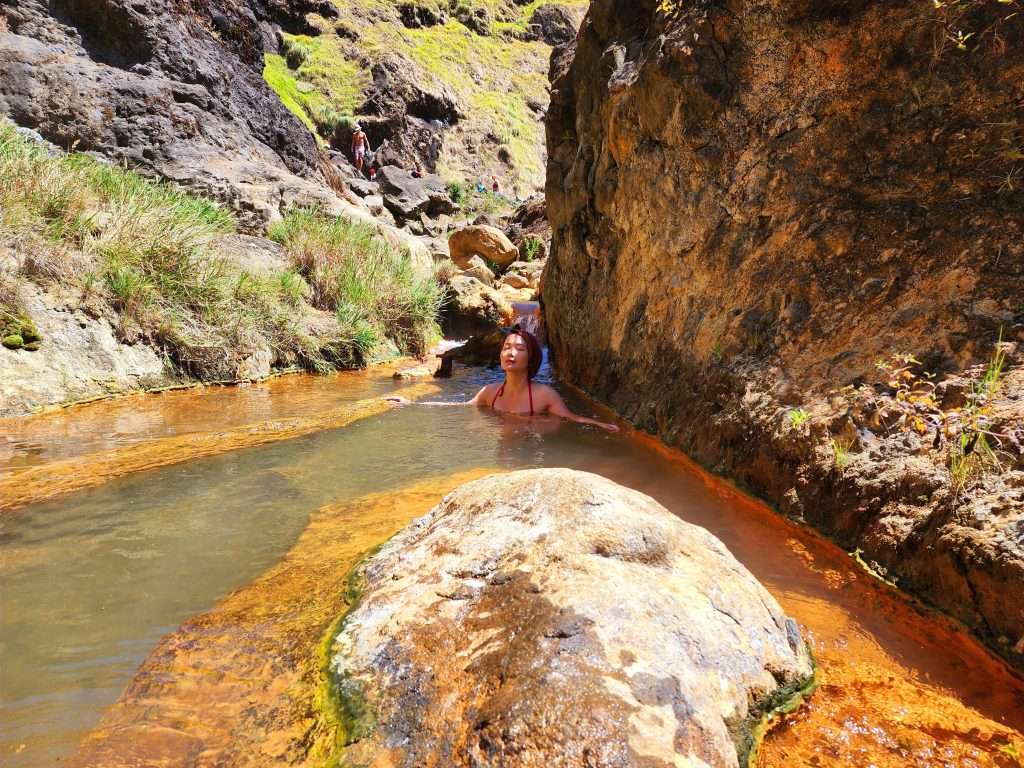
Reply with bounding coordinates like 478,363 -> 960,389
1,357 -> 1022,766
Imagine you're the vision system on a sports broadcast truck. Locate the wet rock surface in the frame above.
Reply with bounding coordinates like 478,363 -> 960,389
332,468 -> 814,768
545,0 -> 1024,665
64,471 -> 492,768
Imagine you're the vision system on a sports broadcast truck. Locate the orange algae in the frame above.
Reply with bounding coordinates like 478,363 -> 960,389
65,469 -> 499,768
0,382 -> 440,513
624,430 -> 1024,767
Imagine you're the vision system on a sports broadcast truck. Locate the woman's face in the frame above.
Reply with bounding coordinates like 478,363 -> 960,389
500,334 -> 529,374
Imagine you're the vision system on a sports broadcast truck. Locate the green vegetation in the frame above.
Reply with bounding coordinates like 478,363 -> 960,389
744,660 -> 818,768
0,272 -> 39,351
261,0 -> 588,190
456,189 -> 515,220
263,32 -> 366,142
849,548 -> 900,588
786,408 -> 810,430
874,338 -> 1012,493
0,123 -> 439,377
948,336 -> 1008,491
521,236 -> 543,261
930,0 -> 1022,55
831,438 -> 853,473
283,37 -> 313,69
269,208 -> 443,357
315,546 -> 385,767
446,180 -> 468,204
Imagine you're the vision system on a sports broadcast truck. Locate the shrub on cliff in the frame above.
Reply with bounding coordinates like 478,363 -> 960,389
269,208 -> 443,357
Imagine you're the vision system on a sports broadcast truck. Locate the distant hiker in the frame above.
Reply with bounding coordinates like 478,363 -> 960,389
351,124 -> 370,173
411,163 -> 423,179
491,175 -> 500,194
475,179 -> 487,194
368,163 -> 379,181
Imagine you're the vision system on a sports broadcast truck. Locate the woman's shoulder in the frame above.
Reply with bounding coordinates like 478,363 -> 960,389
530,382 -> 562,400
474,381 -> 500,402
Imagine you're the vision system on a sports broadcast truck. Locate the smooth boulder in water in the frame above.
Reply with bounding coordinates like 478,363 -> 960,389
331,468 -> 814,767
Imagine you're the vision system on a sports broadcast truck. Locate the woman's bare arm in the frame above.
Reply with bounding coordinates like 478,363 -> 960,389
385,385 -> 492,407
540,386 -> 619,432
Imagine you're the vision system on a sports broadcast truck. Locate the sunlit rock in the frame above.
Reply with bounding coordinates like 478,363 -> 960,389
332,468 -> 814,767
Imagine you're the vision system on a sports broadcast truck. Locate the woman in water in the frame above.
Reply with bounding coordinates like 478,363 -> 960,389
389,327 -> 619,432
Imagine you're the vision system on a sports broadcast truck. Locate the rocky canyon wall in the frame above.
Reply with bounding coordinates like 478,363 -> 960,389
545,0 -> 1024,663
0,0 -> 342,228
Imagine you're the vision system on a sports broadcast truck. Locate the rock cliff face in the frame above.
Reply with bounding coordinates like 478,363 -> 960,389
545,0 -> 1024,662
0,0 -> 345,228
333,469 -> 814,768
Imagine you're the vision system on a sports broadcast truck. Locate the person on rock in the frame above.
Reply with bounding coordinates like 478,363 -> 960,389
475,178 -> 487,194
351,124 -> 371,173
491,174 -> 500,194
386,326 -> 619,432
368,163 -> 379,181
411,163 -> 423,179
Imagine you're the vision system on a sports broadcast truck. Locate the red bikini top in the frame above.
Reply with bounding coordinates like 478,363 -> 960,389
491,380 -> 534,416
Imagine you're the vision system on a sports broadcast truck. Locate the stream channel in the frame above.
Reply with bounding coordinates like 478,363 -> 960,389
2,357 -> 1023,767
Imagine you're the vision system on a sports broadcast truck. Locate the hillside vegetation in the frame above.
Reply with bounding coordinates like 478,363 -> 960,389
0,125 -> 442,383
263,0 -> 587,195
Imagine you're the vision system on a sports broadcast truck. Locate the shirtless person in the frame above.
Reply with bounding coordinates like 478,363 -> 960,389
351,124 -> 370,173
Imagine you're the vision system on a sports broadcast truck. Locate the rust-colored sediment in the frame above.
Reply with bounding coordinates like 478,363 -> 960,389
0,382 -> 439,513
66,469 -> 498,768
630,430 -> 1024,767
63,464 -> 1024,768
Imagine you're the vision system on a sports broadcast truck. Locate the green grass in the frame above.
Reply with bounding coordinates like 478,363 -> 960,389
269,208 -> 443,357
260,1 -> 588,192
263,31 -> 367,144
948,334 -> 1009,492
787,408 -> 810,430
521,235 -> 542,261
831,438 -> 853,473
264,53 -> 320,135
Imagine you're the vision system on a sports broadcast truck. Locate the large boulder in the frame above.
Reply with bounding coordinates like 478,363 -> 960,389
347,179 -> 380,198
331,469 -> 814,768
442,275 -> 513,336
377,165 -> 456,222
448,224 -> 520,269
0,276 -> 171,417
528,4 -> 579,46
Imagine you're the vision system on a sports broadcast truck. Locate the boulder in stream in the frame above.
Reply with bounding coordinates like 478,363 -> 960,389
448,224 -> 520,270
331,468 -> 814,767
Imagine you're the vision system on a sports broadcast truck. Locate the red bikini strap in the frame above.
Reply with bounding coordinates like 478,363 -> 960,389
491,382 -> 505,409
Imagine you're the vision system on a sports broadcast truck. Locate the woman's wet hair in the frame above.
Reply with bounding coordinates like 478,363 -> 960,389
505,324 -> 542,380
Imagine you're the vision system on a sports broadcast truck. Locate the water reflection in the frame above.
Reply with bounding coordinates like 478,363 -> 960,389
1,357 -> 1022,767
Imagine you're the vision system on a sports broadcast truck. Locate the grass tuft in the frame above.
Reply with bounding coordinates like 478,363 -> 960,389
831,438 -> 853,473
787,408 -> 810,430
269,208 -> 443,358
